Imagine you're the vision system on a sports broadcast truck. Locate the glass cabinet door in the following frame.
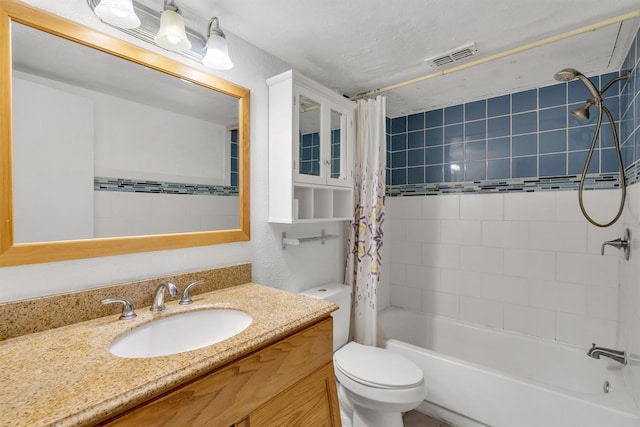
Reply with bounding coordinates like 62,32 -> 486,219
298,95 -> 321,177
330,109 -> 345,180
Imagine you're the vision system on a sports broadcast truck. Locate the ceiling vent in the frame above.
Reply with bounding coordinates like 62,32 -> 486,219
426,42 -> 478,68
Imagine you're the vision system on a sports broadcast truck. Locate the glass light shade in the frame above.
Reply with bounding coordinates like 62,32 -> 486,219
202,34 -> 233,70
94,0 -> 141,29
154,10 -> 192,51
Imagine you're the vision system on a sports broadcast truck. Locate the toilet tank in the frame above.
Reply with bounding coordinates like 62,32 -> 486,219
299,283 -> 351,351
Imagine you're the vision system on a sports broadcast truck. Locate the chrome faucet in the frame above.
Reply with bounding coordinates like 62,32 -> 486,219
601,228 -> 631,260
150,281 -> 178,312
587,343 -> 627,365
179,279 -> 205,305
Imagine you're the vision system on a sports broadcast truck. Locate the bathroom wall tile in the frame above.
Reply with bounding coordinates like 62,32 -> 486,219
389,262 -> 407,285
439,269 -> 483,297
587,286 -> 618,321
465,100 -> 487,121
568,125 -> 597,151
487,137 -> 510,159
459,296 -> 503,328
601,148 -> 619,173
530,280 -> 587,315
568,76 -> 600,104
391,169 -> 407,185
426,165 -> 444,183
391,151 -> 407,168
408,112 -> 425,131
422,194 -> 460,219
487,159 -> 510,179
386,218 -> 407,243
556,252 -> 618,287
426,127 -> 444,146
504,191 -> 556,221
464,161 -> 486,181
460,193 -> 503,220
568,150 -> 599,175
503,304 -> 555,340
482,221 -> 530,249
387,196 -> 423,219
512,111 -> 538,135
391,116 -> 407,134
445,162 -> 464,182
426,109 -> 444,128
422,290 -> 459,319
481,274 -> 528,305
539,153 -> 567,177
389,240 -> 423,265
539,130 -> 566,154
426,146 -> 444,165
511,155 -> 537,178
408,130 -> 425,149
512,134 -> 537,156
529,221 -> 587,253
459,245 -> 503,274
539,83 -> 567,108
487,116 -> 511,138
390,284 -> 423,311
512,89 -> 538,113
408,148 -> 425,167
445,104 -> 464,125
422,243 -> 460,269
600,123 -> 616,148
539,106 -> 567,131
406,264 -> 439,289
404,219 -> 441,243
503,249 -> 556,280
488,94 -> 510,117
556,312 -> 617,347
444,124 -> 464,145
441,220 -> 482,246
464,120 -> 486,142
408,166 -> 425,184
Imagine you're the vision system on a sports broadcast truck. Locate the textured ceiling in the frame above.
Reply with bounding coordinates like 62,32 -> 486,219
168,0 -> 640,117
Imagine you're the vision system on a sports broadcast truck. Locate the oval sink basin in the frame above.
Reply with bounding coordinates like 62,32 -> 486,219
109,309 -> 253,358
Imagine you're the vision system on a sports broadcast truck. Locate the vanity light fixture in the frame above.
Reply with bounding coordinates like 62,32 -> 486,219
202,17 -> 233,70
154,0 -> 191,52
87,0 -> 233,69
93,0 -> 140,29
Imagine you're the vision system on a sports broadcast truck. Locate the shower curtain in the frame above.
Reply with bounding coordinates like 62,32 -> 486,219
345,95 -> 386,346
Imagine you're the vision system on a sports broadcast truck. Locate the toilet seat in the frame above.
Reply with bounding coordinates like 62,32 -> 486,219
334,342 -> 424,389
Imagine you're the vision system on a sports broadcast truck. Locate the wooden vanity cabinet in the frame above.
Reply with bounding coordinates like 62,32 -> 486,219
101,317 -> 341,427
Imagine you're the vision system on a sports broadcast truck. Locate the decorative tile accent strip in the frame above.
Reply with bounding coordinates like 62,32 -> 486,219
94,176 -> 238,196
626,160 -> 640,187
0,263 -> 252,341
387,173 -> 622,197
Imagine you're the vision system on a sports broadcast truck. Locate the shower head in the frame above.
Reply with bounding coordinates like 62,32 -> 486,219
554,68 -> 580,82
553,68 -> 602,103
571,102 -> 592,121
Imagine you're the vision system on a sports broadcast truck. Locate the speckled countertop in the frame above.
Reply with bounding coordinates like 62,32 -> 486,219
0,283 -> 336,427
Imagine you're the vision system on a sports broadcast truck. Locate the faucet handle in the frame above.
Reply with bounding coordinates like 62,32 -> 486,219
179,279 -> 205,305
601,228 -> 631,260
102,298 -> 137,320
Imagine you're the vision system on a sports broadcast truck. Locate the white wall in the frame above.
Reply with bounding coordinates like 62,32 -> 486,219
385,189 -> 624,347
0,0 -> 346,302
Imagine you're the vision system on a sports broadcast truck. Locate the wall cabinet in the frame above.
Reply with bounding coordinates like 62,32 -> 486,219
267,70 -> 355,223
100,318 -> 340,427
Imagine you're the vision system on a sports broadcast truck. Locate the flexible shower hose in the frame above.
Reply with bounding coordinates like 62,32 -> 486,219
578,102 -> 626,228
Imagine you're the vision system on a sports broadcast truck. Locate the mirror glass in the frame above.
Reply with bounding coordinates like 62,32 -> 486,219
0,0 -> 250,266
331,109 -> 344,179
299,95 -> 321,176
12,22 -> 240,243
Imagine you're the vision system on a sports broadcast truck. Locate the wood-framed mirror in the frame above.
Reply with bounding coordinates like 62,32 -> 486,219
0,0 -> 250,266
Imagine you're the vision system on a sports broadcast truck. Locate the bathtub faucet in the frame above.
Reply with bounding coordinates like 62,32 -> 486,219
587,343 -> 627,365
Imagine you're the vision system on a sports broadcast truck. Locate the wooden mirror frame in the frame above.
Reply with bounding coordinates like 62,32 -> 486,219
0,0 -> 250,266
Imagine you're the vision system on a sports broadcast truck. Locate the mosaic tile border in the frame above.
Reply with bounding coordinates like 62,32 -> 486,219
386,172 -> 623,197
94,177 -> 238,196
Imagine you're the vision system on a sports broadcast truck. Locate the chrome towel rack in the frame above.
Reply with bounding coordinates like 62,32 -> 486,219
281,229 -> 340,249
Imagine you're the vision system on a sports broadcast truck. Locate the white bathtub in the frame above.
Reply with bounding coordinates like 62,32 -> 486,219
379,307 -> 640,427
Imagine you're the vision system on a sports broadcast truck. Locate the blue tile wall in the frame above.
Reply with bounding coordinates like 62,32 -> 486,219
386,51 -> 638,194
231,129 -> 239,187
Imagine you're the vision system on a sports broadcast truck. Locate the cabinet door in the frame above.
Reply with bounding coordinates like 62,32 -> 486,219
295,90 -> 325,185
325,106 -> 352,187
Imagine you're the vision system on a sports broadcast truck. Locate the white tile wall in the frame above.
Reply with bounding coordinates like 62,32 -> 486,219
387,189 -> 621,346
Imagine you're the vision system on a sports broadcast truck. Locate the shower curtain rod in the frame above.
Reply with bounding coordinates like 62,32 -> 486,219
350,9 -> 640,100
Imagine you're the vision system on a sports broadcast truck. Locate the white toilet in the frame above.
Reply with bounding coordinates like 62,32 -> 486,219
300,283 -> 426,427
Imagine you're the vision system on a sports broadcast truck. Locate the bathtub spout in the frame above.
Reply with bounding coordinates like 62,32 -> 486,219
588,343 -> 627,365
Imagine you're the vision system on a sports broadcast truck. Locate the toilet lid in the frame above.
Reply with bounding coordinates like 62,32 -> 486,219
334,342 -> 423,389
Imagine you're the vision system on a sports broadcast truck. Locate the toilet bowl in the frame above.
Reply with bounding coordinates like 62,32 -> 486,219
300,284 -> 426,427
